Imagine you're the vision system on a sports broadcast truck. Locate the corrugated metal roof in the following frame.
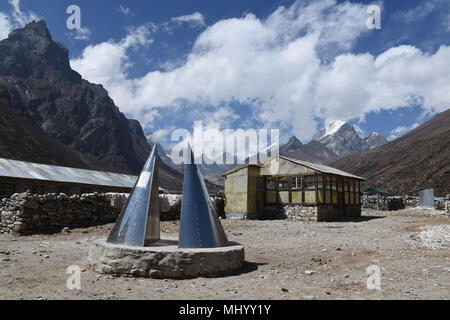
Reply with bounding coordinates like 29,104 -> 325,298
221,164 -> 262,177
362,188 -> 389,195
0,158 -> 137,188
280,156 -> 366,180
221,155 -> 366,180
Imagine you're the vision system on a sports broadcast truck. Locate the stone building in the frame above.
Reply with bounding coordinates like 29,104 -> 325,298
222,156 -> 365,221
0,158 -> 137,199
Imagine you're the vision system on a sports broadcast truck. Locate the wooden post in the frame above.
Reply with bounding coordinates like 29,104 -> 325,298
288,176 -> 292,204
301,176 -> 305,205
315,174 -> 319,204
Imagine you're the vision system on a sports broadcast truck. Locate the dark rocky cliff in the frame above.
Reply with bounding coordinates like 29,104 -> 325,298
0,20 -> 185,190
0,20 -> 151,174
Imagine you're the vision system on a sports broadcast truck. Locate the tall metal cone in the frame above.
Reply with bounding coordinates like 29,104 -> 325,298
107,144 -> 160,247
179,145 -> 229,249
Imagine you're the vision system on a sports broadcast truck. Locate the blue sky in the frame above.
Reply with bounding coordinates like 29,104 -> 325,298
0,0 -> 449,147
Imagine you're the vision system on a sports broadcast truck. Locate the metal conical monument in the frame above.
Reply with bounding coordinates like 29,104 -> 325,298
179,145 -> 229,249
107,145 -> 160,247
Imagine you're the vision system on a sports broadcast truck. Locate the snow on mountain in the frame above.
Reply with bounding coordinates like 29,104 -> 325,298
364,132 -> 388,150
315,121 -> 388,157
315,120 -> 347,140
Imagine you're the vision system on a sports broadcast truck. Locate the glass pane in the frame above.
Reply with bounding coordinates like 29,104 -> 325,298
317,176 -> 323,189
331,177 -> 337,190
304,176 -> 316,190
266,178 -> 276,190
291,176 -> 302,190
325,176 -> 331,190
337,180 -> 343,192
278,177 -> 290,190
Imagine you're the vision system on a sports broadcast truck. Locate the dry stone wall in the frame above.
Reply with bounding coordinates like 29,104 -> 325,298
362,195 -> 447,211
0,192 -> 224,235
446,195 -> 450,215
263,204 -> 361,222
0,192 -> 119,235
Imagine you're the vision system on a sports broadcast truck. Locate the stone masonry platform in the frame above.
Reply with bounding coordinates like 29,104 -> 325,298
88,239 -> 245,279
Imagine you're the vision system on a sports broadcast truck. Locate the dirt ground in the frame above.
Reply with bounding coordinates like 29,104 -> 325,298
1,208 -> 449,300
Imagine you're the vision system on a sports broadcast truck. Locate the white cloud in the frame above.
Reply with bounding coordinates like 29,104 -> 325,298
8,0 -> 38,26
0,12 -> 12,40
117,5 -> 135,17
70,24 -> 153,112
72,27 -> 91,40
71,0 -> 450,141
388,122 -> 420,141
146,126 -> 177,145
396,0 -> 438,23
171,12 -> 205,27
0,0 -> 39,40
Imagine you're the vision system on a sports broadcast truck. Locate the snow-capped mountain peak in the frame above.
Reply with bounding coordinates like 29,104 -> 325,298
314,121 -> 388,157
315,120 -> 348,140
363,132 -> 389,150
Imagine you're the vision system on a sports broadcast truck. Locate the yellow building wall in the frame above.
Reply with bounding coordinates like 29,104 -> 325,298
224,166 -> 261,216
260,158 -> 317,176
279,191 -> 290,204
225,157 -> 363,217
246,166 -> 260,215
224,168 -> 249,214
332,191 -> 338,204
325,190 -> 331,204
266,191 -> 277,204
305,191 -> 316,203
291,191 -> 302,203
317,190 -> 324,203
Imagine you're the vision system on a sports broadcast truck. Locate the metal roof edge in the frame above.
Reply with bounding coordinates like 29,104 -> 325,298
221,164 -> 262,177
278,156 -> 367,180
0,157 -> 138,188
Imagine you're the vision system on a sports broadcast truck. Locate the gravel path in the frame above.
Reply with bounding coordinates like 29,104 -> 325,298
0,209 -> 449,300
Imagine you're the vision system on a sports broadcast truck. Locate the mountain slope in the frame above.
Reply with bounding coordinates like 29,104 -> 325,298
363,133 -> 388,150
0,20 -> 185,190
279,136 -> 303,154
0,20 -> 148,174
281,139 -> 339,164
0,77 -> 107,169
331,109 -> 450,196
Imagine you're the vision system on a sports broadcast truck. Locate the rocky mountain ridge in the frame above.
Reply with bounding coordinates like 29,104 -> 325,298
331,109 -> 450,196
0,20 -> 184,190
314,121 -> 388,157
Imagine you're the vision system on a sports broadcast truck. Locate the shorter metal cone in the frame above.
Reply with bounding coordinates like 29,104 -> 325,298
179,145 -> 229,249
107,145 -> 160,247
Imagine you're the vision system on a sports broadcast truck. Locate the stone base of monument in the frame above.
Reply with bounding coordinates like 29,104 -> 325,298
88,239 -> 245,278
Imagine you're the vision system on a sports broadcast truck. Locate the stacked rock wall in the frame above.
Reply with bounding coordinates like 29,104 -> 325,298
445,195 -> 450,215
1,192 -> 224,235
262,204 -> 361,222
362,195 -> 447,211
0,192 -> 119,235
